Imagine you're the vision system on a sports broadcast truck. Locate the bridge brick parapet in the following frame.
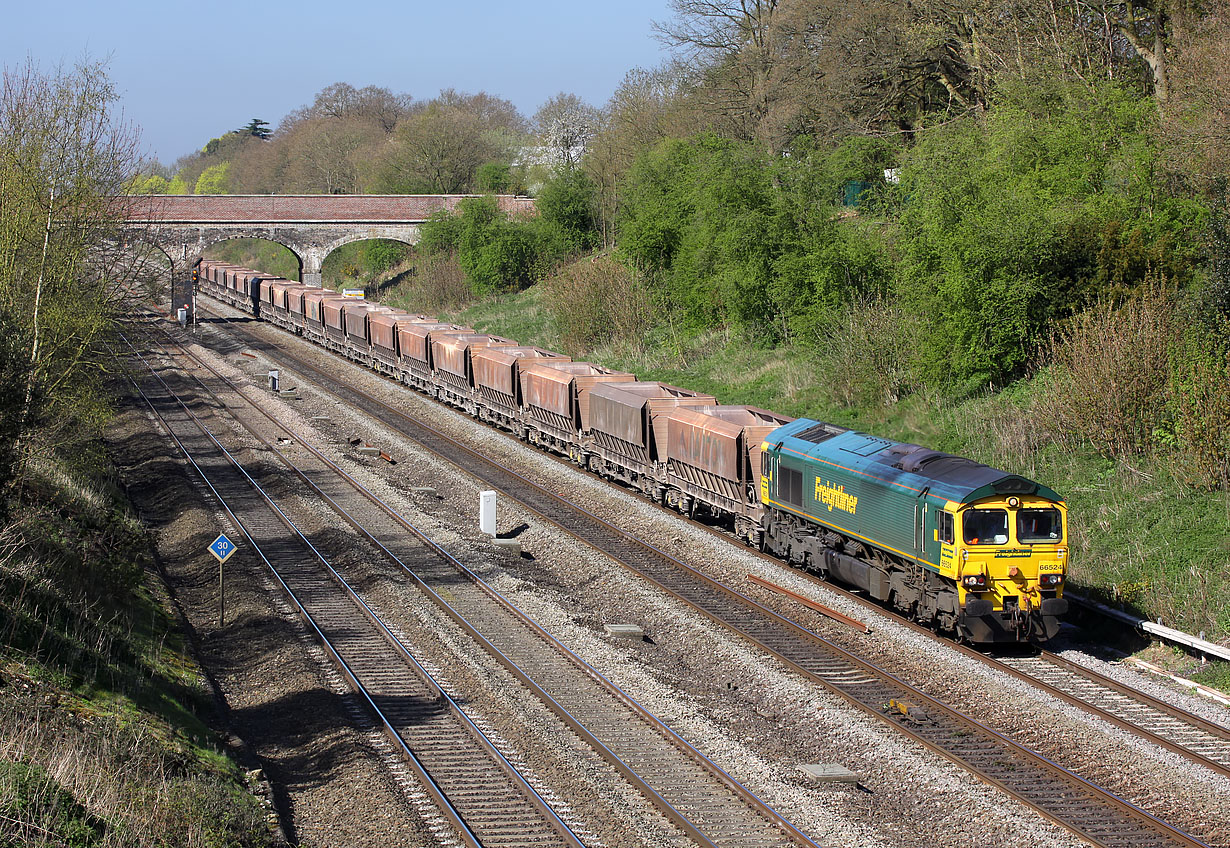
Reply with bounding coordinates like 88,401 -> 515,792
123,194 -> 535,224
121,193 -> 535,291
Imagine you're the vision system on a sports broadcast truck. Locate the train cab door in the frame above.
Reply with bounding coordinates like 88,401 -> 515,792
761,442 -> 783,504
912,488 -> 930,563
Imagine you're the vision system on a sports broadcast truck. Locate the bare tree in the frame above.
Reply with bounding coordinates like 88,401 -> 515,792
653,0 -> 829,148
377,105 -> 497,193
0,59 -> 142,488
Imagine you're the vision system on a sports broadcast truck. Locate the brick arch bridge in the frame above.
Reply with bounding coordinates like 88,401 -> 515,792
120,194 -> 535,305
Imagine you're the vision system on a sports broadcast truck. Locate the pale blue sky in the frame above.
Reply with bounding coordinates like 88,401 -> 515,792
4,0 -> 674,164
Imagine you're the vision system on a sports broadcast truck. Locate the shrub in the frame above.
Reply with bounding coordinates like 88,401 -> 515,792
536,167 -> 599,250
1168,320 -> 1230,488
475,161 -> 511,193
542,254 -> 652,353
1034,285 -> 1179,457
896,80 -> 1202,388
809,295 -> 920,409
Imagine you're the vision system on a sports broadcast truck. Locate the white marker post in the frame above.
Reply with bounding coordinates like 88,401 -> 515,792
479,490 -> 497,537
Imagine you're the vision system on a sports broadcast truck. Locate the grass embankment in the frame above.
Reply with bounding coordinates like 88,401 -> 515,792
0,453 -> 274,846
379,282 -> 1230,661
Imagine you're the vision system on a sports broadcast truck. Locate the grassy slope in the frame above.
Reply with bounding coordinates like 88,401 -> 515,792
441,285 -> 1230,649
0,455 -> 273,847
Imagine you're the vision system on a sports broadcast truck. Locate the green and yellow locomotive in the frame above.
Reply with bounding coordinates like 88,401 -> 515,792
759,419 -> 1068,643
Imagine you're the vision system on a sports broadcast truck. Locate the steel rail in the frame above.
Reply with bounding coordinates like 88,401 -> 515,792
138,308 -> 818,848
113,331 -> 585,848
194,300 -> 1213,848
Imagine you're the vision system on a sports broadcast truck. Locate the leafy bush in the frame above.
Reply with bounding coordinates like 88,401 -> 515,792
417,208 -> 465,255
475,161 -> 511,192
365,240 -> 408,273
617,133 -> 897,341
618,134 -> 779,331
896,80 -> 1203,388
542,254 -> 652,352
535,167 -> 599,250
419,196 -> 577,294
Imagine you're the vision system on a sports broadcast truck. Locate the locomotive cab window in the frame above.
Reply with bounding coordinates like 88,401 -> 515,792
936,510 -> 954,544
1018,508 -> 1063,543
964,509 -> 1008,545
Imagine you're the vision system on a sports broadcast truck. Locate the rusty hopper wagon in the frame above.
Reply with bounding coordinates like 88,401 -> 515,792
430,333 -> 517,412
262,279 -> 299,328
281,284 -> 316,334
302,289 -> 347,346
268,280 -> 295,327
368,311 -> 433,375
235,270 -> 271,316
342,301 -> 395,360
471,347 -> 571,432
519,362 -> 635,459
663,405 -> 794,540
396,322 -> 475,394
585,382 -> 718,491
320,297 -> 352,352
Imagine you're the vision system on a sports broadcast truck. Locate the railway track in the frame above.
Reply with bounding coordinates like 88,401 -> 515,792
132,310 -> 818,848
743,525 -> 1230,784
193,297 -> 1214,848
993,649 -> 1230,776
116,330 -> 586,848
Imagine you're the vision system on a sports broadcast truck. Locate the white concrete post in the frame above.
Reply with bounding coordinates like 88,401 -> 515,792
479,490 -> 497,537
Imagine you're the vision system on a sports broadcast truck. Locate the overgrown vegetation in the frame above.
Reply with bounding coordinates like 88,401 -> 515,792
1,59 -> 275,845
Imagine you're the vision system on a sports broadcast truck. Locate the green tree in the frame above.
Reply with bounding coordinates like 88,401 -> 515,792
618,134 -> 784,330
194,161 -> 231,194
476,161 -> 511,192
239,117 -> 271,139
896,80 -> 1202,388
536,167 -> 599,249
129,173 -> 169,194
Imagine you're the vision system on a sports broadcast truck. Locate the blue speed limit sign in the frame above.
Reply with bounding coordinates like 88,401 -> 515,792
209,533 -> 237,563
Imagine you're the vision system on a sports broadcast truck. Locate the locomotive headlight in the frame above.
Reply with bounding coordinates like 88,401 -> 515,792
1039,573 -> 1064,587
1008,497 -> 1020,508
962,574 -> 987,589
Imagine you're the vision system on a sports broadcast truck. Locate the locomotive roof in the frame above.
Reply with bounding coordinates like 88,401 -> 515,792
772,418 -> 1063,506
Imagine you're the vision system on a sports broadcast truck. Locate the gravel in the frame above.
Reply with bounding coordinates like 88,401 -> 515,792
178,307 -> 1116,848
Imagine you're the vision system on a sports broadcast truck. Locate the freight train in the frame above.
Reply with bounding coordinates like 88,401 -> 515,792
193,259 -> 1069,644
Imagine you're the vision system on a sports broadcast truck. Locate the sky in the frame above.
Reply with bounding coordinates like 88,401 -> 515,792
4,0 -> 674,165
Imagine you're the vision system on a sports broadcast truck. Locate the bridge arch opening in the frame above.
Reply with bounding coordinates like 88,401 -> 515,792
119,238 -> 175,297
319,236 -> 417,299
